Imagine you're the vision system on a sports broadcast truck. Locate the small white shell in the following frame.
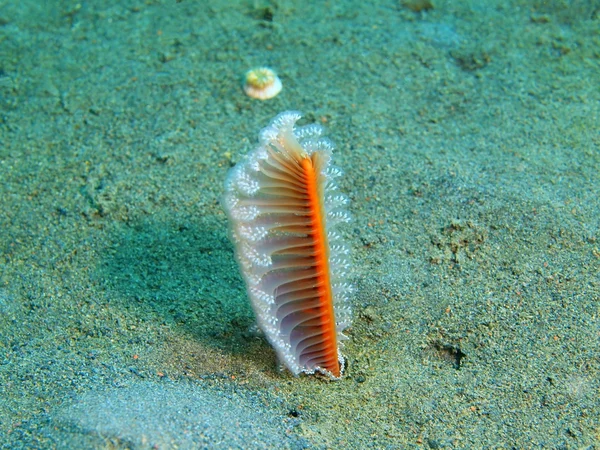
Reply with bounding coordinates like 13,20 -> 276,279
243,67 -> 282,100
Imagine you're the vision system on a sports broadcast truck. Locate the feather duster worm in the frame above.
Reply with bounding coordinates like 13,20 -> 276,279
223,111 -> 352,379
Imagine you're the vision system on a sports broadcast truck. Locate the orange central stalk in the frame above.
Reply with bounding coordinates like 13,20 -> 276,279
301,156 -> 340,377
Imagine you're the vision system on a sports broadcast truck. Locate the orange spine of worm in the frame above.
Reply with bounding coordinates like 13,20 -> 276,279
223,111 -> 353,379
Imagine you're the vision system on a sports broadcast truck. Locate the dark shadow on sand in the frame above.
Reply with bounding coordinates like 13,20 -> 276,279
94,214 -> 256,356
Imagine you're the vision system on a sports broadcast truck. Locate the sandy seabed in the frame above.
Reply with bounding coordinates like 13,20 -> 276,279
0,1 -> 598,448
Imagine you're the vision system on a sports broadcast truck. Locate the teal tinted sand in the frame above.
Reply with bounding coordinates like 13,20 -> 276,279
0,0 -> 598,448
